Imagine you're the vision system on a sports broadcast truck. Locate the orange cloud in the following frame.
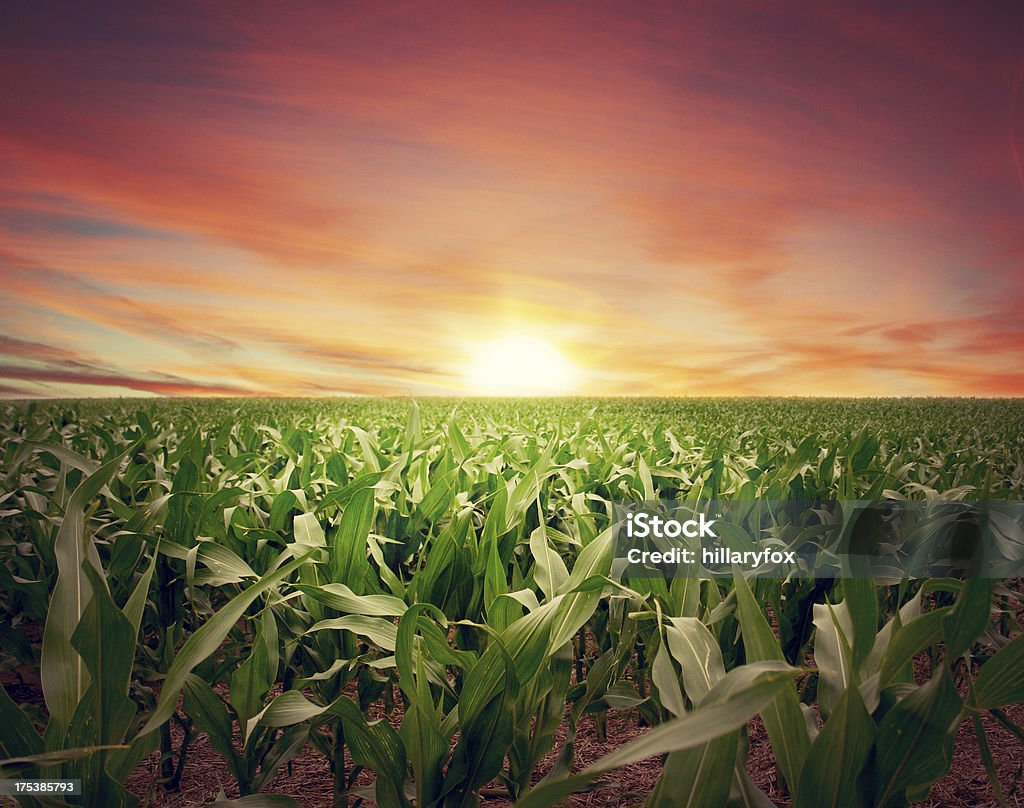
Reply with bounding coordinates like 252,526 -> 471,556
1,2 -> 1022,397
0,365 -> 253,397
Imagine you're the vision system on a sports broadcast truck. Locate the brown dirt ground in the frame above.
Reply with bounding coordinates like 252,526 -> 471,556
5,626 -> 1021,806
119,684 -> 1024,807
4,663 -> 1021,806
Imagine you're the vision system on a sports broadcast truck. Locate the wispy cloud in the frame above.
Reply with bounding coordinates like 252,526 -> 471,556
1,2 -> 1022,396
0,365 -> 253,397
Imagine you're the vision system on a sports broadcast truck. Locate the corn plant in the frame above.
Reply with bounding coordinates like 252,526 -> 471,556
1,397 -> 1022,807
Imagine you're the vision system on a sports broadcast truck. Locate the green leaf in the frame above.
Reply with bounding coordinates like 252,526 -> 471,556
943,577 -> 992,659
516,664 -> 798,808
195,540 -> 258,584
293,511 -> 326,548
140,550 -> 314,736
812,600 -> 854,719
730,732 -> 777,808
330,487 -> 375,592
330,697 -> 410,808
663,617 -> 725,704
0,683 -> 43,759
971,714 -> 1007,808
251,724 -> 310,794
445,647 -> 516,801
651,734 -> 737,807
972,632 -> 1024,709
504,454 -> 554,534
269,490 -> 298,531
529,522 -> 569,602
872,668 -> 962,807
842,577 -> 878,669
651,638 -> 686,718
305,615 -> 398,650
69,564 -> 137,746
230,608 -> 279,727
294,582 -> 407,616
414,467 -> 460,528
544,528 -> 614,652
396,605 -> 449,808
794,685 -> 874,808
22,440 -> 100,476
878,607 -> 950,687
183,675 -> 241,768
122,540 -> 159,640
733,572 -> 809,791
41,447 -> 132,739
0,745 -> 128,774
246,691 -> 326,741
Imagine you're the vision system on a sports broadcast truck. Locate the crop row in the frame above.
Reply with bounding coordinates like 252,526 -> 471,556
1,398 -> 1022,807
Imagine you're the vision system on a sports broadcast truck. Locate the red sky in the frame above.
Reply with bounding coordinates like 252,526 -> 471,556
2,1 -> 1023,396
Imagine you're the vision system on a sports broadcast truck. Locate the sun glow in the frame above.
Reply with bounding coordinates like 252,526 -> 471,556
464,334 -> 580,396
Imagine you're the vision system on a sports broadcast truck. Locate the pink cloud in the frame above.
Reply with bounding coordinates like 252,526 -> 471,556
1,2 -> 1022,396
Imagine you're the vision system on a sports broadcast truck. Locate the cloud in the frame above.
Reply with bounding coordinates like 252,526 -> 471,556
1,2 -> 1022,396
0,256 -> 239,354
0,364 -> 253,397
0,334 -> 100,367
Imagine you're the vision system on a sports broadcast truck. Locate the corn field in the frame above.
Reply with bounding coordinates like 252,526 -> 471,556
1,397 -> 1023,808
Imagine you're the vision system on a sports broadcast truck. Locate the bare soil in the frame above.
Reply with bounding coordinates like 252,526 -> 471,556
120,695 -> 1024,807
6,625 -> 1021,806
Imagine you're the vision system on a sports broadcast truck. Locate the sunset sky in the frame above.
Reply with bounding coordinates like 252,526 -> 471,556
2,1 -> 1023,397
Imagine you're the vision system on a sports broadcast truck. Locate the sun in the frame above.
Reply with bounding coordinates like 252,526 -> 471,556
464,334 -> 580,396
